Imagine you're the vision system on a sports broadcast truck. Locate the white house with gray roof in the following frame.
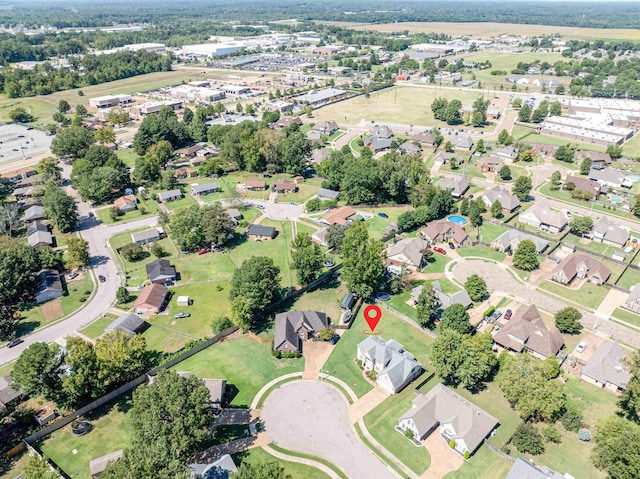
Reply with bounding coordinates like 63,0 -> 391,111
386,237 -> 429,274
438,176 -> 469,198
157,189 -> 183,203
398,383 -> 498,456
316,188 -> 340,201
625,283 -> 640,313
506,458 -> 569,479
588,168 -> 631,189
189,454 -> 237,479
519,199 -> 567,234
482,186 -> 520,212
592,217 -> 629,247
490,230 -> 548,254
357,337 -> 423,394
581,342 -> 631,393
190,182 -> 219,196
410,281 -> 472,310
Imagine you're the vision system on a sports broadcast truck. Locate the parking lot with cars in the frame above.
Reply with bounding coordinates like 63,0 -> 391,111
0,123 -> 53,164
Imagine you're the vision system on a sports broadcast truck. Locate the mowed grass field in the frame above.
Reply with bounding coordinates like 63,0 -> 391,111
316,21 -> 640,41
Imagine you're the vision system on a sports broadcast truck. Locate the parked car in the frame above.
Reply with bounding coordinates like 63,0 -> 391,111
174,312 -> 191,319
433,247 -> 447,255
98,275 -> 106,283
490,310 -> 502,321
7,338 -> 23,348
67,272 -> 79,280
257,204 -> 265,210
197,248 -> 211,255
377,212 -> 389,218
468,194 -> 474,199
324,259 -> 335,267
566,211 -> 572,219
576,342 -> 587,353
504,309 -> 513,320
341,310 -> 353,323
329,334 -> 340,345
448,242 -> 455,249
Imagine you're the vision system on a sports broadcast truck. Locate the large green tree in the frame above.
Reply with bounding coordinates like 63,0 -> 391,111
569,216 -> 593,236
23,455 -> 59,479
341,222 -> 385,298
416,283 -> 440,327
61,336 -> 102,408
65,237 -> 90,270
0,236 -> 41,310
12,342 -> 62,402
280,130 -> 311,175
554,307 -> 582,334
439,303 -> 471,334
464,274 -> 487,301
42,182 -> 78,233
36,156 -> 63,183
592,416 -> 640,479
512,239 -> 539,271
619,351 -> 640,424
132,106 -> 190,155
512,175 -> 532,201
94,330 -> 147,391
201,204 -> 235,247
50,125 -> 96,160
290,232 -> 324,285
229,256 -> 281,328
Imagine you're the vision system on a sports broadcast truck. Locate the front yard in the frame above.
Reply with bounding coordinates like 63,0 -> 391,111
538,280 -> 609,310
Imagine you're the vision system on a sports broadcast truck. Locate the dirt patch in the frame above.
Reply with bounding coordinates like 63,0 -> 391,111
41,299 -> 63,322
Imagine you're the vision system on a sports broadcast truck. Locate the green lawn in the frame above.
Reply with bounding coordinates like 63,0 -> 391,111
142,325 -> 192,354
538,280 -> 609,310
0,450 -> 31,479
115,150 -> 139,168
96,197 -> 160,225
562,234 -> 619,258
234,447 -> 331,479
512,125 -> 608,152
612,307 -> 640,329
281,279 -> 346,325
477,223 -> 509,243
171,253 -> 237,284
79,313 -> 118,339
110,233 -> 178,287
387,289 -> 419,321
495,164 -> 529,184
172,334 -> 304,408
40,394 -> 134,479
323,305 -> 434,398
356,206 -> 413,240
439,162 -> 486,180
458,245 -> 506,262
422,252 -> 451,273
61,275 -> 94,315
443,446 -> 513,479
162,194 -> 198,212
363,382 -> 434,475
615,267 -> 640,290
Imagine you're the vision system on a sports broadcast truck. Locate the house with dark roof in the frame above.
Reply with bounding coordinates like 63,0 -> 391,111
365,136 -> 393,153
90,450 -> 124,479
131,229 -> 160,245
134,283 -> 169,314
506,458 -> 567,479
246,224 -> 276,241
35,269 -> 63,304
177,145 -> 202,159
397,142 -> 422,155
477,156 -> 504,173
493,305 -> 564,360
191,182 -> 219,196
592,217 -> 628,247
449,134 -> 473,150
410,131 -> 437,146
420,220 -> 470,247
28,229 -> 53,249
490,230 -> 548,254
519,199 -> 567,234
357,336 -> 423,394
273,310 -> 329,353
410,281 -> 472,310
157,189 -> 183,203
386,238 -> 429,274
23,205 -> 46,222
26,219 -> 48,237
576,150 -> 611,166
581,342 -> 631,393
321,206 -> 356,226
146,259 -> 177,284
482,186 -> 520,212
563,175 -> 600,197
0,376 -> 24,412
551,254 -> 611,285
588,168 -> 630,189
174,166 -> 198,179
189,454 -> 238,479
316,188 -> 340,201
398,383 -> 498,456
104,313 -> 146,335
438,177 -> 469,198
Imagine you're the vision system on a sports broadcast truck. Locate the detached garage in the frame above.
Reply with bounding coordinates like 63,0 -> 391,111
177,296 -> 191,307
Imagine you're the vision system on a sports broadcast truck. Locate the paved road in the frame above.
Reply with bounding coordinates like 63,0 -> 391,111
232,199 -> 304,221
262,381 -> 396,479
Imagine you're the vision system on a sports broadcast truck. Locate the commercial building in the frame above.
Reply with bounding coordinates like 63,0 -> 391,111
168,85 -> 226,103
89,94 -> 134,109
291,88 -> 347,107
130,100 -> 182,119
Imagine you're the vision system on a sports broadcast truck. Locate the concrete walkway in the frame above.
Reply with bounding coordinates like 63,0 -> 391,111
302,341 -> 334,380
349,387 -> 389,423
356,419 -> 417,479
263,444 -> 344,479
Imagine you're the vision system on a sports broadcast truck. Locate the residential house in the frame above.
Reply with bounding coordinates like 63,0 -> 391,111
420,220 -> 470,247
551,254 -> 611,285
189,454 -> 238,479
203,379 -> 227,405
0,166 -> 37,184
477,156 -> 504,173
322,206 -> 356,226
174,166 -> 198,179
490,230 -> 548,254
146,259 -> 177,284
581,342 -> 631,393
383,222 -> 399,237
306,129 -> 323,144
564,176 -> 600,197
365,135 -> 393,153
411,281 -> 472,310
492,146 -> 519,162
311,147 -> 331,164
28,229 -> 53,249
245,178 -> 267,191
273,310 -> 329,353
35,269 -> 63,304
89,450 -> 124,479
434,151 -> 464,166
592,216 -> 629,247
273,117 -> 302,129
531,144 -> 558,160
438,177 -> 469,198
372,124 -> 393,139
12,186 -> 36,199
449,135 -> 473,150
191,182 -> 219,196
17,197 -> 42,212
316,188 -> 340,201
588,168 -> 631,189
506,458 -> 567,479
35,405 -> 57,426
482,186 -> 520,213
576,150 -> 611,166
104,313 -> 146,335
26,220 -> 48,237
493,304 -> 564,360
507,76 -> 529,84
134,283 -> 169,314
224,208 -> 243,223
177,145 -> 202,159
625,283 -> 640,313
398,383 -> 498,456
410,131 -> 437,146
0,376 -> 24,412
312,121 -> 339,136
114,195 -> 137,213
131,229 -> 160,245
386,238 -> 429,274
158,189 -> 183,203
246,224 -> 277,240
356,336 -> 423,394
519,199 -> 567,233
311,227 -> 329,247
273,179 -> 296,193
397,142 -> 422,155
23,205 -> 46,222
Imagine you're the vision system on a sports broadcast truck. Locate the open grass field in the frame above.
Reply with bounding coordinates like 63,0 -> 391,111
313,85 -> 490,128
173,334 -> 304,408
280,278 -> 346,324
357,206 -> 412,240
316,21 -> 640,41
323,303 -> 434,398
513,125 -> 609,153
462,51 -> 566,84
234,447 -> 331,479
538,280 -> 609,310
40,394 -> 134,479
0,70 -> 212,125
142,325 -> 192,353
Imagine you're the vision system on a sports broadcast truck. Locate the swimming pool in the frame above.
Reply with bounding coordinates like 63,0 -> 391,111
627,175 -> 640,182
611,195 -> 623,204
448,215 -> 468,225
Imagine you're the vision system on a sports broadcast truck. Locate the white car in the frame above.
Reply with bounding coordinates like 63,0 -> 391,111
576,342 -> 587,353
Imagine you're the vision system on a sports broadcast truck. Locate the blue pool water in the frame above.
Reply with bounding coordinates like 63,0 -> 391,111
611,195 -> 623,204
627,175 -> 640,182
448,215 -> 468,225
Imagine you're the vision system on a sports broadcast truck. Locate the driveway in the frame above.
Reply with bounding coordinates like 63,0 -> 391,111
224,199 -> 304,221
261,381 -> 396,479
420,432 -> 463,479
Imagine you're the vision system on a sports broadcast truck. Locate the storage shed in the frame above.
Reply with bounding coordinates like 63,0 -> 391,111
177,296 -> 191,307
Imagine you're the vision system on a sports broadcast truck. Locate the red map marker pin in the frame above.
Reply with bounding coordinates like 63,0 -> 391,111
364,305 -> 382,332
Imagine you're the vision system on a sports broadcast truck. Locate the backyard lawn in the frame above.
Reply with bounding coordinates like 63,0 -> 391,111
561,233 -> 620,258
280,279 -> 346,325
422,252 -> 451,273
538,280 -> 609,310
457,245 -> 506,262
356,206 -> 413,240
173,334 -> 304,408
234,447 -> 331,479
40,394 -> 134,479
614,266 -> 640,290
476,223 -> 510,243
142,325 -> 192,354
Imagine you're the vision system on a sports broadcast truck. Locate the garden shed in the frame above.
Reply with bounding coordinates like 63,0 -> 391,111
177,296 -> 191,307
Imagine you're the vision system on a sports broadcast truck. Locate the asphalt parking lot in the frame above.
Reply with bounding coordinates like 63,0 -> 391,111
261,381 -> 396,479
0,123 -> 52,164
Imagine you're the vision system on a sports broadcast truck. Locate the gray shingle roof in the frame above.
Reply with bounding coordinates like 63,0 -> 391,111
273,311 -> 328,351
37,269 -> 62,293
581,342 -> 631,389
0,376 -> 23,406
189,454 -> 238,479
482,186 -> 520,211
246,224 -> 276,238
158,189 -> 182,201
592,217 -> 629,246
506,458 -> 566,479
145,259 -> 176,281
493,305 -> 564,357
317,188 -> 340,200
131,229 -> 160,243
387,238 -> 429,268
105,313 -> 145,335
438,177 -> 469,197
491,230 -> 548,253
191,182 -> 218,194
357,336 -> 422,392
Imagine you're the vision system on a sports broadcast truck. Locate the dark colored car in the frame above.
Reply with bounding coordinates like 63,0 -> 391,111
377,212 -> 389,218
7,338 -> 24,348
448,242 -> 455,249
174,312 -> 191,319
98,275 -> 106,283
329,334 -> 340,345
